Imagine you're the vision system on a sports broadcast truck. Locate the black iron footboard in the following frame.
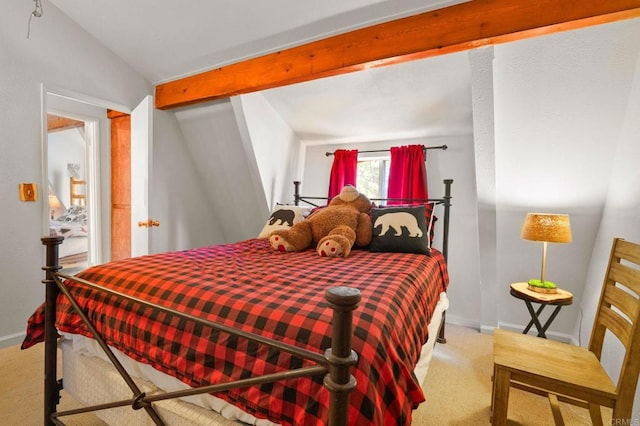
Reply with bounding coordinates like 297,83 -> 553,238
41,236 -> 360,426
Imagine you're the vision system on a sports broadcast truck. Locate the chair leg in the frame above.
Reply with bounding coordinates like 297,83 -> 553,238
491,366 -> 511,426
588,403 -> 603,426
490,367 -> 496,423
490,368 -> 496,413
548,394 -> 565,426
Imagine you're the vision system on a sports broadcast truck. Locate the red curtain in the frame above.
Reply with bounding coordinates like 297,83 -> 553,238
387,144 -> 427,204
328,149 -> 358,199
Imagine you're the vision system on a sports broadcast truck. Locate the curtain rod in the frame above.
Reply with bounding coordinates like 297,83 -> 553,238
325,144 -> 447,157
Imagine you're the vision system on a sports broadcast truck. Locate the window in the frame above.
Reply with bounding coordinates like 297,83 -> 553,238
357,158 -> 390,200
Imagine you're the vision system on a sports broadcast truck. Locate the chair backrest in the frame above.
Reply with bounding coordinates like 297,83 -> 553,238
588,238 -> 640,418
70,176 -> 87,206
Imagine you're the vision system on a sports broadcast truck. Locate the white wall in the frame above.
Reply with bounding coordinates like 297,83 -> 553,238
0,2 -> 149,347
174,100 -> 269,244
492,19 -> 640,339
150,108 -> 225,253
469,46 -> 499,334
234,93 -> 302,209
0,2 -> 219,348
579,35 -> 640,419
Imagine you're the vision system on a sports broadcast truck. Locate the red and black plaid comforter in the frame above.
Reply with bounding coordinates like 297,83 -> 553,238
23,238 -> 448,425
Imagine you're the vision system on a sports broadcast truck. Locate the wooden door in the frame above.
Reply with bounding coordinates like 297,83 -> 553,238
109,95 -> 153,260
108,110 -> 131,261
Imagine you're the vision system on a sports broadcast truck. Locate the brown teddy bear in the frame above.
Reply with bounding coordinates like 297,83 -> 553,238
269,185 -> 373,257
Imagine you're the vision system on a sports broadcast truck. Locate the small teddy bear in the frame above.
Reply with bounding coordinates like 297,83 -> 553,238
269,185 -> 373,257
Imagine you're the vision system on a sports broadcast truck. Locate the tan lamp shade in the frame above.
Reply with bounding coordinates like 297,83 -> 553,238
521,213 -> 572,243
48,194 -> 63,220
48,194 -> 62,211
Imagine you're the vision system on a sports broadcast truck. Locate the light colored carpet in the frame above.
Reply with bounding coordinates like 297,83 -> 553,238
0,324 -> 609,425
0,342 -> 104,426
414,324 -> 606,425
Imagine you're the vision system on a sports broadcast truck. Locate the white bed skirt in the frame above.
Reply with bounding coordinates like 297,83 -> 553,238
58,236 -> 87,259
60,292 -> 449,425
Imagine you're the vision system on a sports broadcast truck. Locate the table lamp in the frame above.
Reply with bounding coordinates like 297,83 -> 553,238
521,213 -> 572,293
48,194 -> 62,220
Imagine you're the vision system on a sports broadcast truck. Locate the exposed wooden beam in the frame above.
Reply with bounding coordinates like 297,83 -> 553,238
155,0 -> 640,110
106,109 -> 129,119
47,114 -> 84,132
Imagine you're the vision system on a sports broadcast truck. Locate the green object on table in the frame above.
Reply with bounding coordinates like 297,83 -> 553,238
527,279 -> 556,289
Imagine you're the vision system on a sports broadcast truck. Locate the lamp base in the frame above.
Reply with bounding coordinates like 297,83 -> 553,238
527,279 -> 557,294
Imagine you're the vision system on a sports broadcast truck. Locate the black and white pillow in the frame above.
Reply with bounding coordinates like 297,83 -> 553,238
369,205 -> 430,254
56,205 -> 88,224
258,205 -> 311,238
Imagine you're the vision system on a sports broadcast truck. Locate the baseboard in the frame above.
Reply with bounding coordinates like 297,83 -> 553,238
495,322 -> 574,343
429,315 -> 576,343
444,314 -> 481,331
480,325 -> 495,335
0,332 -> 26,349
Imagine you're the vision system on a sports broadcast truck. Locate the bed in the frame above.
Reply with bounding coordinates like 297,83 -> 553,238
48,177 -> 89,266
49,204 -> 89,265
24,179 -> 453,426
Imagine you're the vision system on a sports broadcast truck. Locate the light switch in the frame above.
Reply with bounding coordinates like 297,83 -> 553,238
19,183 -> 38,201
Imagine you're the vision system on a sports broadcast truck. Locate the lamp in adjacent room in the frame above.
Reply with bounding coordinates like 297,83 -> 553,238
48,194 -> 62,220
521,213 -> 572,293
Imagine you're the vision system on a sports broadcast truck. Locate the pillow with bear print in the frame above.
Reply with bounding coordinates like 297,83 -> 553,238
258,205 -> 311,238
369,204 -> 430,254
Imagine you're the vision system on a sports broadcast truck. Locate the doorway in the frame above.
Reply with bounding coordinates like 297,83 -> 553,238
46,113 -> 92,272
41,87 -> 120,271
41,86 -> 153,269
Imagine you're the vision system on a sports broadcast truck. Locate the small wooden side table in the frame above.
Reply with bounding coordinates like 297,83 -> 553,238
509,282 -> 573,338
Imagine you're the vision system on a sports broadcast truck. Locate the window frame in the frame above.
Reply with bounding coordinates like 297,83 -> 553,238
356,155 -> 390,200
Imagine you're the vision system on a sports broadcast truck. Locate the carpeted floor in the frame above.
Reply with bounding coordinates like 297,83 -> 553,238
0,340 -> 103,426
414,325 -> 602,425
0,324 -> 607,425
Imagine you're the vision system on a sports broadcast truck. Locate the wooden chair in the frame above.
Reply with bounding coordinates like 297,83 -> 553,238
492,238 -> 640,425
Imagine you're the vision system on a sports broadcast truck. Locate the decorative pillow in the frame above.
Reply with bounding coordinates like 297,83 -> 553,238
55,205 -> 88,224
258,205 -> 311,238
424,203 -> 437,248
372,203 -> 437,243
369,204 -> 430,254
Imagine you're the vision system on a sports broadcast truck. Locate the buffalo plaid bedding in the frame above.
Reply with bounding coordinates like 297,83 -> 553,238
23,238 -> 448,425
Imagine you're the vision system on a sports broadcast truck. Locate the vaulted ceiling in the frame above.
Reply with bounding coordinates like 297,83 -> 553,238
48,0 -> 464,84
48,0 -> 471,140
48,1 -> 639,142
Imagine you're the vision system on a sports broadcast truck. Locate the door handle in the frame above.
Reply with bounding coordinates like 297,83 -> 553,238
138,219 -> 160,228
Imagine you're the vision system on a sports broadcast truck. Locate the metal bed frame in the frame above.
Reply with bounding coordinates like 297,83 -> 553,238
40,178 -> 453,425
293,178 -> 454,344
